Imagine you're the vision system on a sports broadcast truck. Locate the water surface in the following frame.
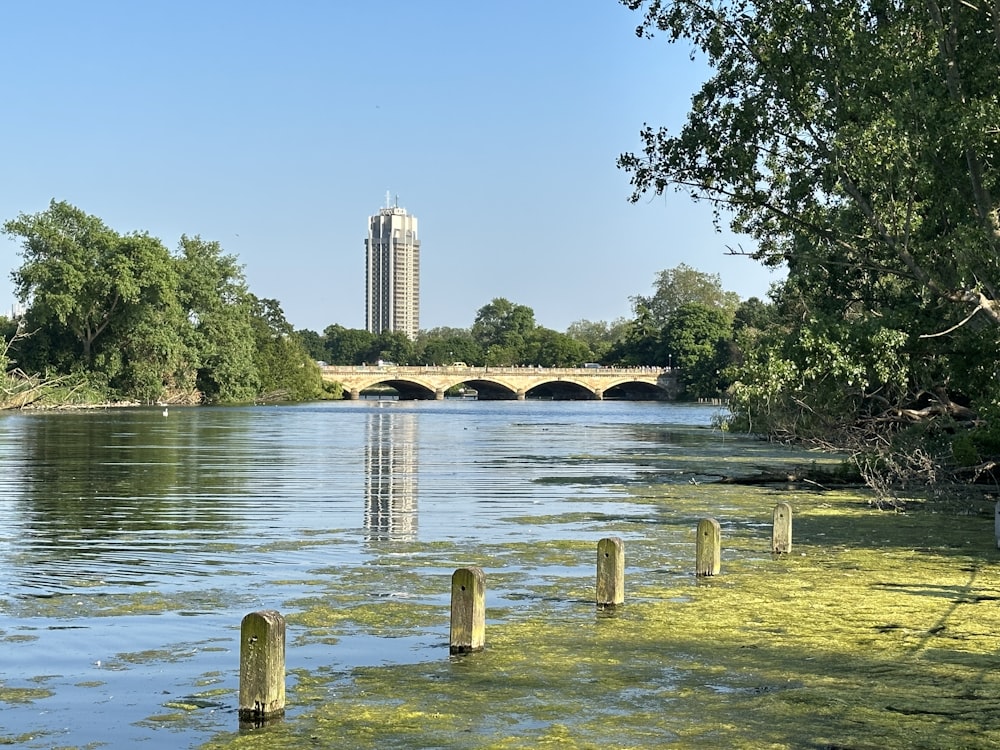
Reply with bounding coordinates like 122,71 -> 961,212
0,400 -> 730,747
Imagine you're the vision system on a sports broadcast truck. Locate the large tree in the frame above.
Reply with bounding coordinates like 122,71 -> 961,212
176,235 -> 259,403
633,263 -> 739,326
472,298 -> 536,365
5,201 -> 189,400
661,302 -> 733,398
619,2 -> 1000,458
5,201 -> 181,366
250,296 -> 323,401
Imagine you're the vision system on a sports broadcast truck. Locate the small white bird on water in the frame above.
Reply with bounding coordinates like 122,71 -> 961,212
162,407 -> 169,417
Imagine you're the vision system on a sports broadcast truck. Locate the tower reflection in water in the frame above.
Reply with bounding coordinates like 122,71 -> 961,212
363,408 -> 418,541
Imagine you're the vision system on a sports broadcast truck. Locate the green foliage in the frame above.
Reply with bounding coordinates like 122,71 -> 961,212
565,318 -> 629,362
620,0 -> 1000,483
250,297 -> 323,401
662,303 -> 733,399
295,329 -> 326,361
4,201 -> 190,401
371,330 -> 415,365
606,303 -> 659,366
632,263 -> 740,326
415,327 -> 482,366
472,298 -> 536,362
522,327 -> 592,367
176,235 -> 259,403
323,325 -> 375,365
4,205 -> 324,406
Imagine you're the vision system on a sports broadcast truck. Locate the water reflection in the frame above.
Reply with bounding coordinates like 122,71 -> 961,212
364,408 -> 418,541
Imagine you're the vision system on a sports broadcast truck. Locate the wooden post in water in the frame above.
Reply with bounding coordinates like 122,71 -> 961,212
995,501 -> 1000,549
696,518 -> 721,576
238,610 -> 286,723
772,502 -> 793,554
450,567 -> 486,654
596,536 -> 625,608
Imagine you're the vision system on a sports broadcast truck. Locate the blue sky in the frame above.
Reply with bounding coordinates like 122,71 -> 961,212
0,1 -> 781,333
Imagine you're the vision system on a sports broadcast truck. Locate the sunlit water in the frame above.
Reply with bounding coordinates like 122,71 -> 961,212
0,400 -> 724,748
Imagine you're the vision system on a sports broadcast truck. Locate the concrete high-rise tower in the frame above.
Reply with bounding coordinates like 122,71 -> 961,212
365,197 -> 420,340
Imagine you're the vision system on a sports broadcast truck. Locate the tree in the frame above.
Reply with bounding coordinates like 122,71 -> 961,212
323,325 -> 375,365
5,201 -> 179,366
472,298 -> 536,364
566,318 -> 630,362
176,235 -> 259,403
295,329 -> 327,362
416,327 -> 483,365
523,327 -> 593,367
619,2 -> 1000,465
661,303 -> 733,398
250,297 -> 322,401
633,264 -> 740,326
368,330 -> 415,365
605,302 -> 668,366
5,201 -> 189,401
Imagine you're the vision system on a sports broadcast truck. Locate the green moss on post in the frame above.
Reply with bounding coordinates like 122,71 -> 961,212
772,502 -> 793,554
238,610 -> 286,723
450,567 -> 486,654
696,518 -> 721,577
596,536 -> 625,608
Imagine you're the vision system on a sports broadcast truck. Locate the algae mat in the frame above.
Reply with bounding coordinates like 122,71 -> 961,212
200,484 -> 1000,749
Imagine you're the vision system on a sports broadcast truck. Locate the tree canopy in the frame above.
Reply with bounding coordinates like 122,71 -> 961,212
632,262 -> 740,326
620,0 -> 1000,483
3,202 -> 323,405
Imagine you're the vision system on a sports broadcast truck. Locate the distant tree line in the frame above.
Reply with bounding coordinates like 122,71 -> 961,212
1,202 -> 761,406
297,263 -> 767,401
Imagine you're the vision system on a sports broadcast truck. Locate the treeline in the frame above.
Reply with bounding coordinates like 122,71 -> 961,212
296,264 -> 766,401
1,200 -> 757,406
1,201 -> 330,406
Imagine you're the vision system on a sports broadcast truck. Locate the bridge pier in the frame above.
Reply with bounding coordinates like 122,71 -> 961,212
516,390 -> 526,401
349,388 -> 360,400
435,388 -> 445,400
594,389 -> 604,400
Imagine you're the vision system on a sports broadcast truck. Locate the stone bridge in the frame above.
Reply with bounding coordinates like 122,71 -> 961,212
319,364 -> 678,401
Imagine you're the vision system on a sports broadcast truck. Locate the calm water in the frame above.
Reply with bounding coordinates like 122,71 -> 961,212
0,400 -> 723,748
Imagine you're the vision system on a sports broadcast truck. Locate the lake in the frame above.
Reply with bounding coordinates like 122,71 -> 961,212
0,400 -> 728,748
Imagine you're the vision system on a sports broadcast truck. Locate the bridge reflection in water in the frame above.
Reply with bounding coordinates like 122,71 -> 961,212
321,365 -> 677,401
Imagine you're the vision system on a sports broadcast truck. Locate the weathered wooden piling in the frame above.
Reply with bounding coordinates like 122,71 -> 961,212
450,567 -> 486,654
596,536 -> 625,608
238,610 -> 286,723
696,518 -> 721,576
772,502 -> 793,554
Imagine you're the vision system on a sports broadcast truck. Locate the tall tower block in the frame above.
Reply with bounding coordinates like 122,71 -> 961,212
365,198 -> 420,340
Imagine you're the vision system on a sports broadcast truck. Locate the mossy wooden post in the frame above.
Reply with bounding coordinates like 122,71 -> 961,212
696,518 -> 721,576
596,536 -> 625,608
450,567 -> 485,654
238,610 -> 286,723
772,502 -> 793,554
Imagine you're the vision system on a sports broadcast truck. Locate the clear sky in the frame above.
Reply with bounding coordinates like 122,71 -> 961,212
0,1 -> 782,334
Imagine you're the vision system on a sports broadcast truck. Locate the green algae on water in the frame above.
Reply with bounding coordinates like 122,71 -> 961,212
197,483 -> 1000,749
